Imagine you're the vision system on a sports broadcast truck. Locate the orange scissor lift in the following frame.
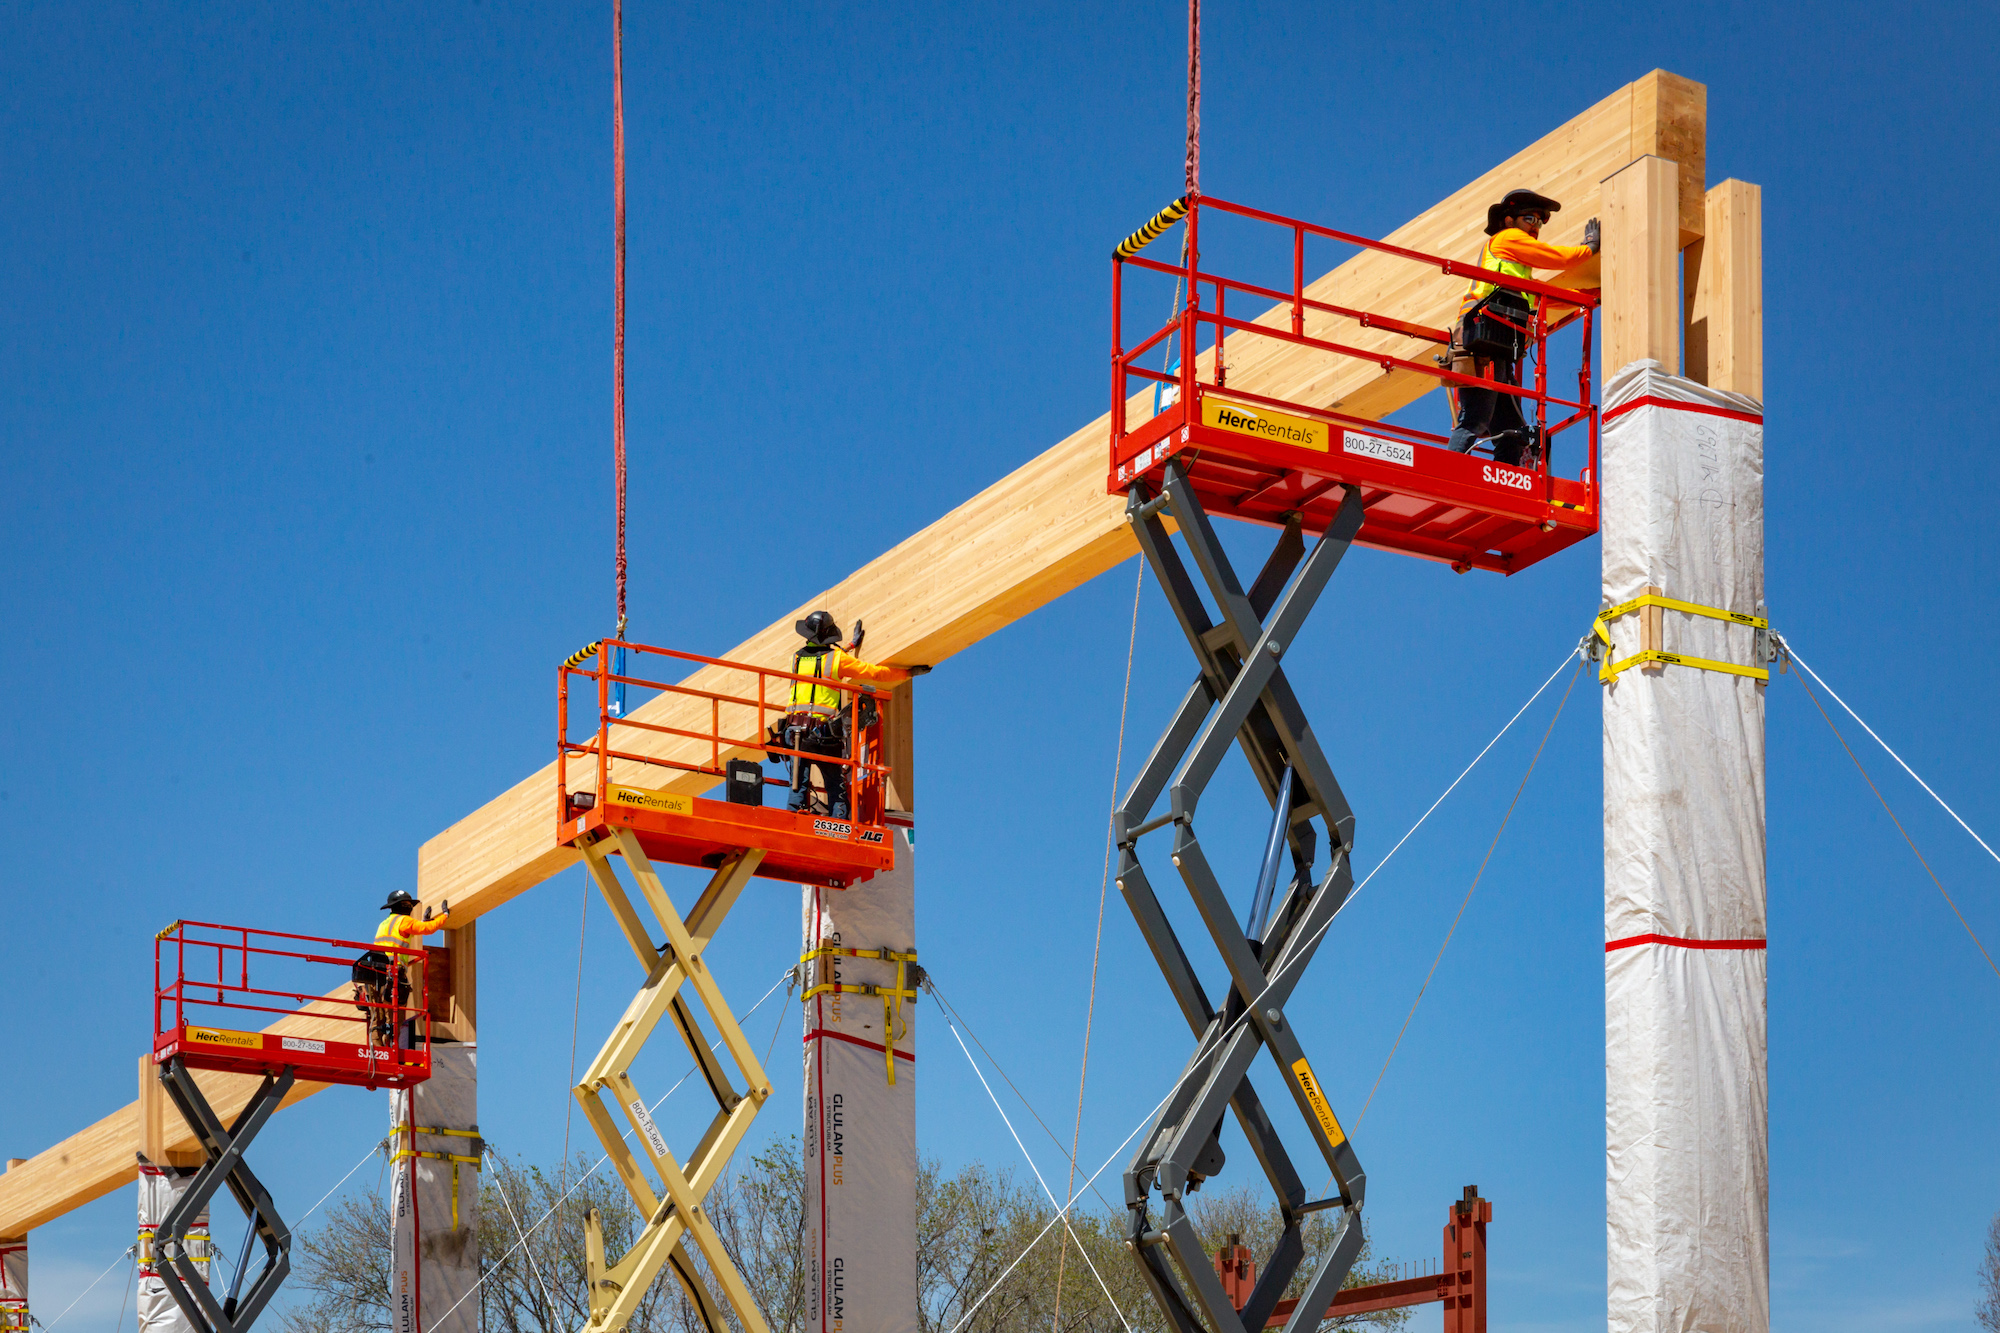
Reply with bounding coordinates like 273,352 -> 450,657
1103,192 -> 1594,1333
553,640 -> 898,1333
148,921 -> 432,1333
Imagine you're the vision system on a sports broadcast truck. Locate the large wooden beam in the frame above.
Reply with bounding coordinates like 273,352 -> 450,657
1601,155 -> 1684,375
0,70 -> 1705,1242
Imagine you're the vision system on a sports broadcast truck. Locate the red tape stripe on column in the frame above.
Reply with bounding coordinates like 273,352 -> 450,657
1602,394 -> 1764,426
1605,933 -> 1767,952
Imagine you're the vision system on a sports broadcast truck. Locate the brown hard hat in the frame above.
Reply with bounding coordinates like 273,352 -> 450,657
1486,188 -> 1562,236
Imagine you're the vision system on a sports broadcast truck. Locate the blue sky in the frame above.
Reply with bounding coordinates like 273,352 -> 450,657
4,2 -> 1998,1330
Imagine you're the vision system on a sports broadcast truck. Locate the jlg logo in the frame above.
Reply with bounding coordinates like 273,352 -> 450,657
1482,464 -> 1534,491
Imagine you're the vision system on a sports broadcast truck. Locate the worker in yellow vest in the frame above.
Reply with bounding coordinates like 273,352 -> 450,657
1446,188 -> 1598,466
784,610 -> 926,818
366,891 -> 449,1048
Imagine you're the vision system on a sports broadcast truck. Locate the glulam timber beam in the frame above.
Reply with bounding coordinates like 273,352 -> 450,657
0,69 -> 1705,1242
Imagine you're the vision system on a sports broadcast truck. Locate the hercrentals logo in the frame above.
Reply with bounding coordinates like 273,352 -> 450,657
1202,398 -> 1329,452
1482,463 -> 1535,491
1290,1056 -> 1348,1148
186,1026 -> 260,1049
606,784 -> 692,816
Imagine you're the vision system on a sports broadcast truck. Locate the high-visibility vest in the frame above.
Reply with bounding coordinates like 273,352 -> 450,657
790,649 -> 843,719
376,913 -> 415,951
1463,239 -> 1540,314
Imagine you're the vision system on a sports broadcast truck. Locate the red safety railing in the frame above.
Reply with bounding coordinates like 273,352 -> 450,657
558,640 -> 894,841
1111,194 -> 1601,573
152,920 -> 430,1089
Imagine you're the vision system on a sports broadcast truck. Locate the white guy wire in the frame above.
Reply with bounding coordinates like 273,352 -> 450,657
945,1089 -> 1170,1333
422,969 -> 793,1331
950,640 -> 1586,1333
35,1249 -> 129,1331
1781,636 -> 2000,871
296,1139 -> 384,1227
938,1011 -> 1135,1333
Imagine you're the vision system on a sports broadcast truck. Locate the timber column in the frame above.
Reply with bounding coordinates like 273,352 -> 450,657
1601,161 -> 1769,1333
0,1163 -> 24,1333
802,681 -> 919,1333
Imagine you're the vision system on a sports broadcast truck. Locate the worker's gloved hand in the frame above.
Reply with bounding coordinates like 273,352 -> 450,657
905,664 -> 932,676
1583,217 -> 1601,253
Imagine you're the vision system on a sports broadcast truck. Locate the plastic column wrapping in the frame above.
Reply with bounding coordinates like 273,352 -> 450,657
137,1160 -> 210,1333
0,1235 -> 25,1333
1600,360 -> 1769,1333
802,817 -> 918,1333
388,1045 -> 481,1333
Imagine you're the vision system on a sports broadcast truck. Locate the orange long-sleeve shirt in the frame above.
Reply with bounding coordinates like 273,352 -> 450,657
375,910 -> 450,950
821,648 -> 910,687
1485,228 -> 1595,270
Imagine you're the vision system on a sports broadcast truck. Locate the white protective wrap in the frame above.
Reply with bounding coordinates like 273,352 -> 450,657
1600,360 -> 1768,1333
137,1161 -> 210,1333
803,819 -> 918,1333
389,1044 -> 481,1333
0,1236 -> 25,1333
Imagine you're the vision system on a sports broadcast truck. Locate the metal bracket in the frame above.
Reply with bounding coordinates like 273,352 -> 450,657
1115,463 -> 1370,1333
573,829 -> 774,1333
152,1057 -> 295,1333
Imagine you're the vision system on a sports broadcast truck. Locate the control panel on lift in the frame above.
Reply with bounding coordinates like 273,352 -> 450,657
557,639 -> 896,887
1111,193 -> 1601,576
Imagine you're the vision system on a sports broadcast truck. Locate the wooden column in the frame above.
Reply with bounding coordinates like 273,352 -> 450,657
1601,155 -> 1683,376
136,1059 -> 204,1169
1684,180 -> 1764,398
886,682 -> 915,815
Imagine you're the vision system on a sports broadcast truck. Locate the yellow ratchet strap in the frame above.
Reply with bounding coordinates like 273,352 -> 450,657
1591,593 -> 1769,684
389,1126 -> 484,1230
799,944 -> 920,1086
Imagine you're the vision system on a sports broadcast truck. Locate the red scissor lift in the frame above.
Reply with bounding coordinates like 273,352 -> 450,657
148,921 -> 432,1333
1111,194 -> 1600,575
1104,195 -> 1592,1333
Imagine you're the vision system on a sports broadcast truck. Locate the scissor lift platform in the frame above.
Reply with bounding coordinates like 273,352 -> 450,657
153,920 -> 431,1089
558,639 -> 896,888
557,784 -> 892,887
1111,194 -> 1600,576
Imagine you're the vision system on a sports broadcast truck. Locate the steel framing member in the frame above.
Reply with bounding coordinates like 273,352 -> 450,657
151,1058 -> 294,1333
1114,461 -> 1368,1333
573,828 -> 774,1333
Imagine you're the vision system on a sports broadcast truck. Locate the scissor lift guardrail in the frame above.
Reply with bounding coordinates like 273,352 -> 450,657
150,921 -> 431,1333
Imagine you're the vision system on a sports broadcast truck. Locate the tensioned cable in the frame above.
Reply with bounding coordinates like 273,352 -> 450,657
296,1138 -> 386,1227
1781,638 -> 2000,874
35,1249 -> 129,1331
1053,555 -> 1144,1332
111,1248 -> 136,1333
938,1014 -> 1135,1333
944,1088 -> 1173,1333
923,981 -> 1121,1218
1787,650 -> 2000,983
424,971 -> 794,1331
1355,653 -> 1585,1128
947,642 -> 1585,1332
492,1158 -> 566,1328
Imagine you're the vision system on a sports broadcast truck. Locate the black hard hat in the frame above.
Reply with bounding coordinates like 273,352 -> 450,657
381,890 -> 418,913
795,609 -> 843,646
1485,189 -> 1562,236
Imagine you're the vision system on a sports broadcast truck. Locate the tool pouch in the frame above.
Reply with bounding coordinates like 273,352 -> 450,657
1461,288 -> 1531,361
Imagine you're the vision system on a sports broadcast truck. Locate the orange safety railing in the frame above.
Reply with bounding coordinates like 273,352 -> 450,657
557,639 -> 894,838
153,920 -> 431,1089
